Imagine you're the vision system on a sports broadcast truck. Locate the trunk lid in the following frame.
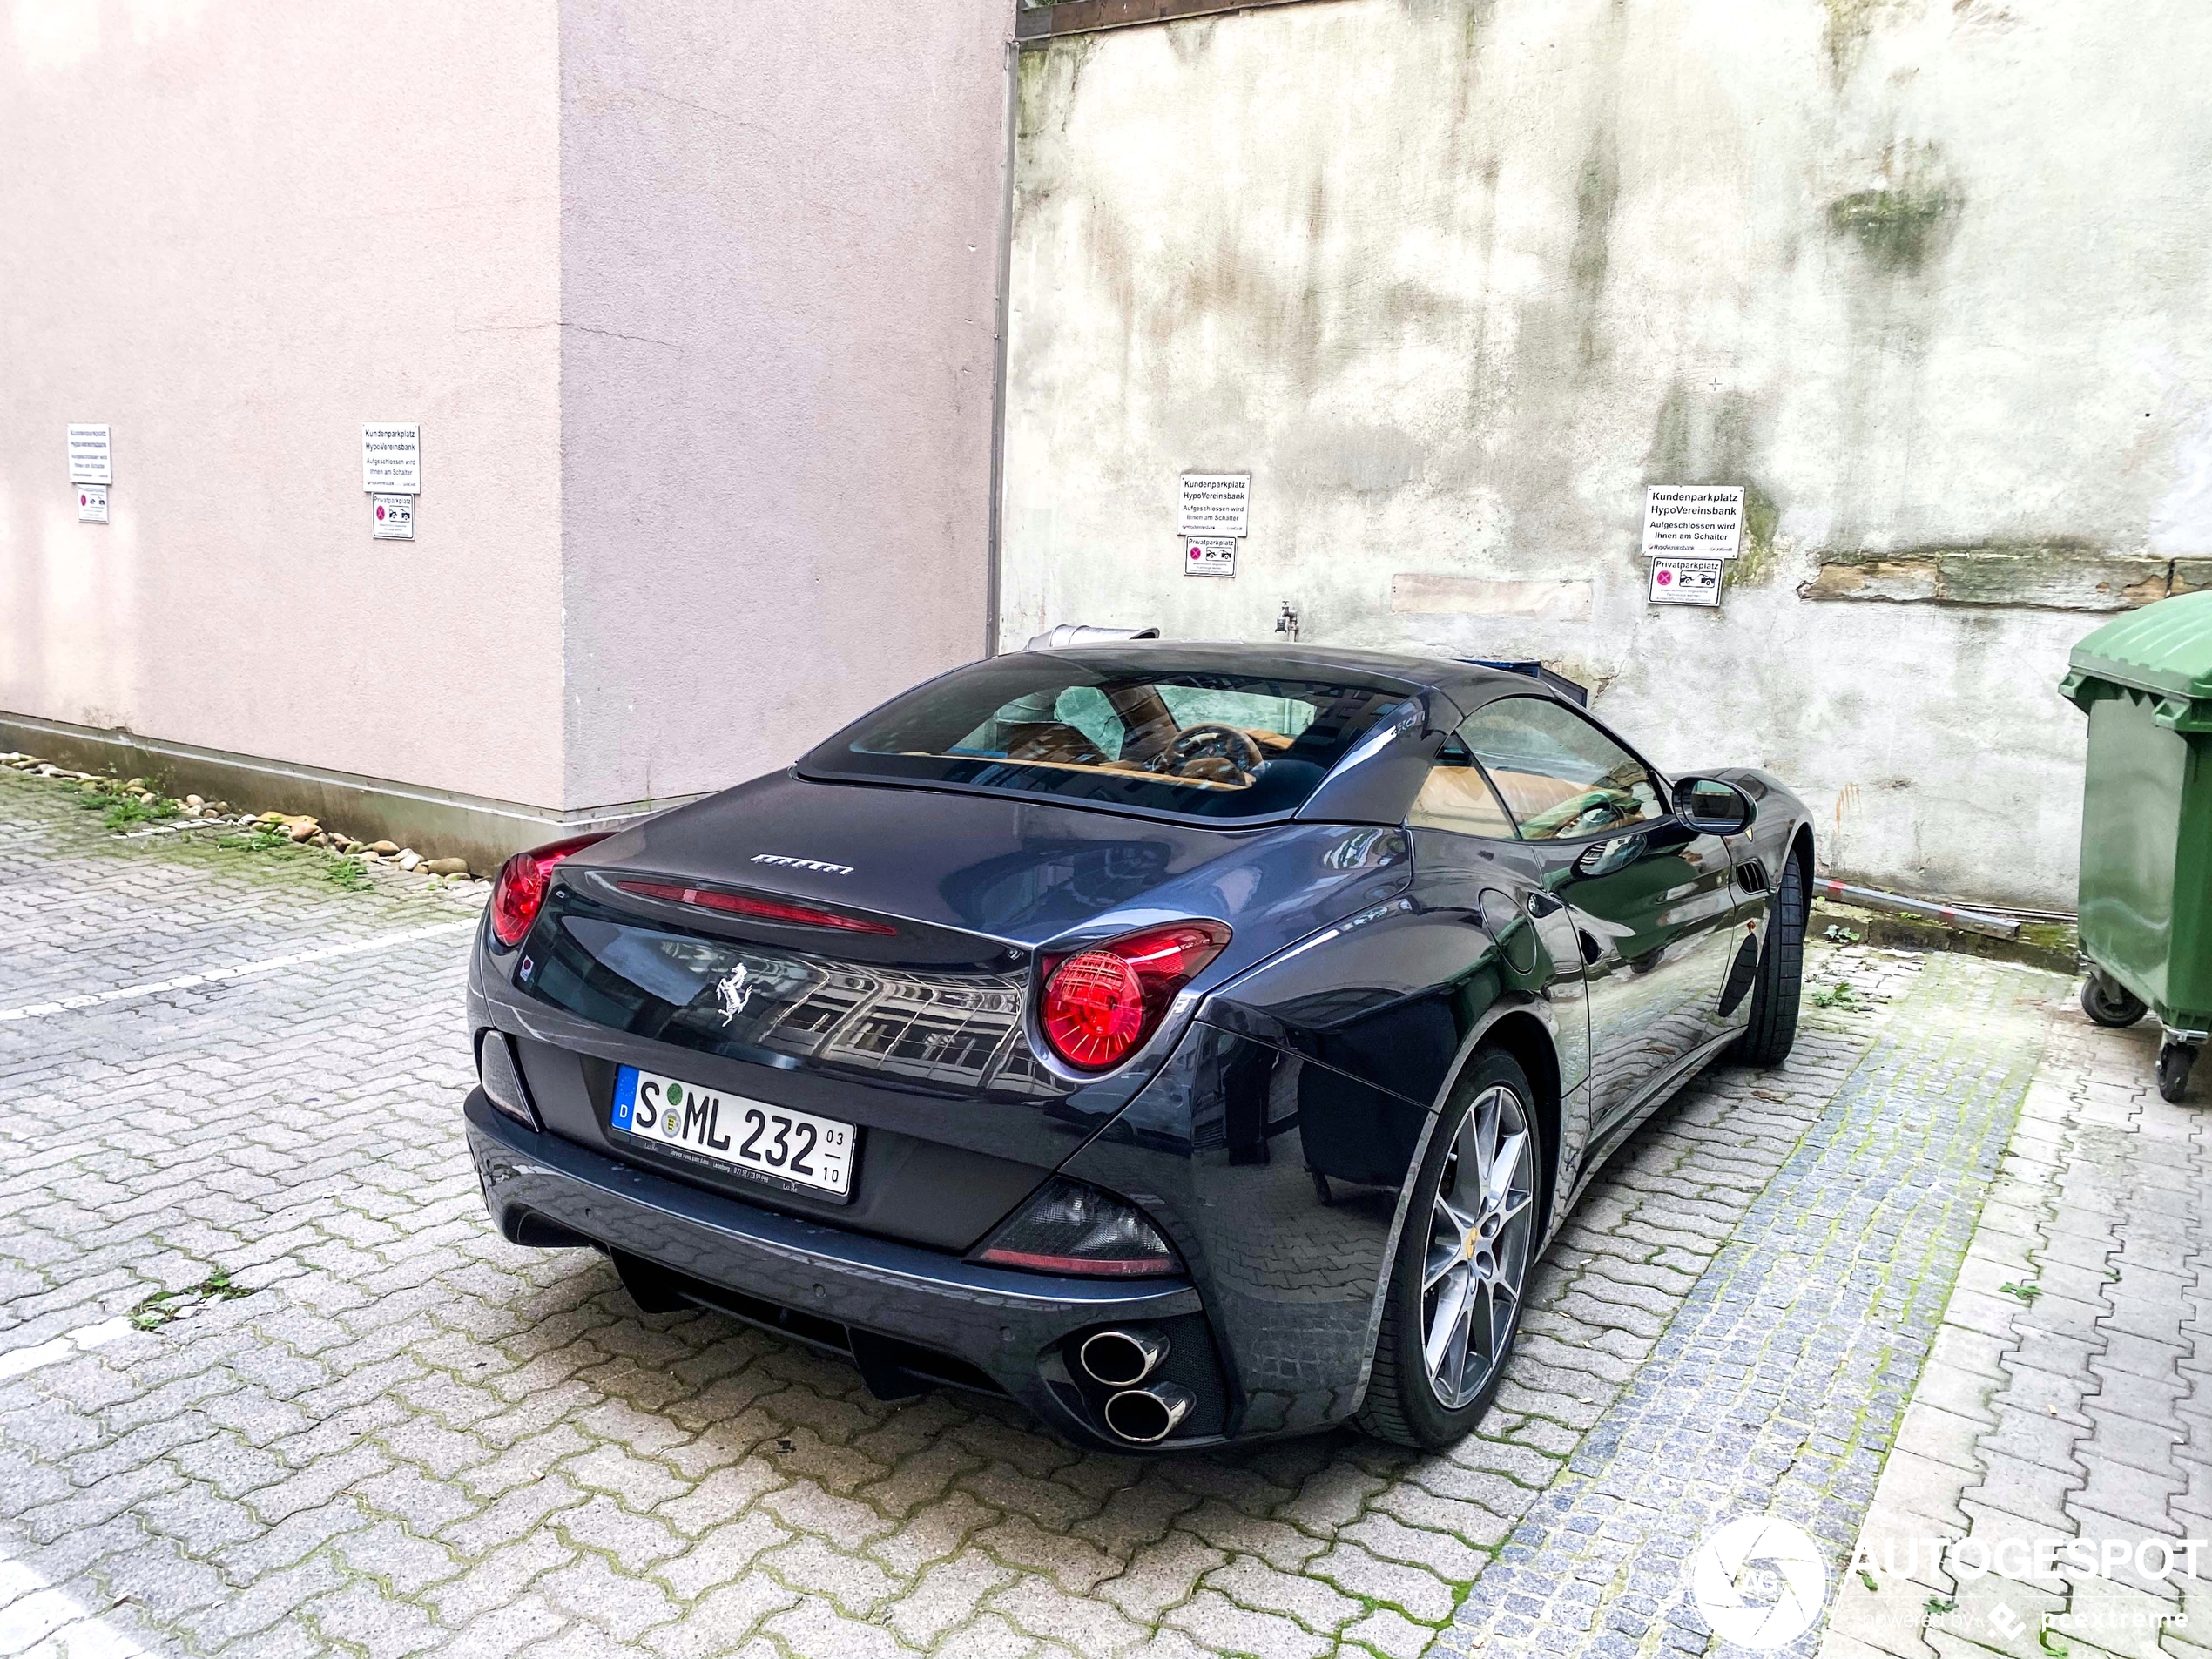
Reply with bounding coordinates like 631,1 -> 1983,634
502,772 -> 1410,1246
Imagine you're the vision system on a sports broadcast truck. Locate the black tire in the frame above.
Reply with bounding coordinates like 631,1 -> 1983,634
2159,1042 -> 2195,1104
2081,974 -> 2148,1028
1729,853 -> 1806,1067
1358,1049 -> 1543,1450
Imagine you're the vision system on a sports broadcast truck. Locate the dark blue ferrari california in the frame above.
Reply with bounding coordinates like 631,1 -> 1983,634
464,642 -> 1812,1451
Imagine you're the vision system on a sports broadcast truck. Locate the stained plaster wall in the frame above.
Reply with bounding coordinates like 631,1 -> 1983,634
998,0 -> 2212,907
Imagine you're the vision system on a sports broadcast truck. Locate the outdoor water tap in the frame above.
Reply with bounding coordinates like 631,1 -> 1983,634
1275,602 -> 1301,643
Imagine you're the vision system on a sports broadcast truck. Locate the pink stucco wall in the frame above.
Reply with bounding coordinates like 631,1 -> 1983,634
0,2 -> 567,807
556,0 -> 1011,809
3,2 -> 1010,818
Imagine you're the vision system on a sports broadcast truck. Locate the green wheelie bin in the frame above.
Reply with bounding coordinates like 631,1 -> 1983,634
2060,590 -> 2212,1102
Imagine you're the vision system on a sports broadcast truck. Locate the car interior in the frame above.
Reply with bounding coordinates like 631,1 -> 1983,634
947,684 -> 1303,791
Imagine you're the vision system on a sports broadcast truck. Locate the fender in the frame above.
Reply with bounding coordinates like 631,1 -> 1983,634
1338,993 -> 1575,1419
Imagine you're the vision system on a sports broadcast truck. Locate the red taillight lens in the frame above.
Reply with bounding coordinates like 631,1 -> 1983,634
489,833 -> 610,948
614,880 -> 896,935
1039,921 -> 1231,1072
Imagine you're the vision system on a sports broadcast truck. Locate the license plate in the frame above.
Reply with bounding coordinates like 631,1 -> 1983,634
610,1066 -> 856,1199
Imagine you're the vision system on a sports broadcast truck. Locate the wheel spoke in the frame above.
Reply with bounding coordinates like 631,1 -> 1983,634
1423,1231 -> 1461,1291
1494,1188 -> 1534,1228
1445,1289 -> 1476,1399
1487,1128 -> 1526,1210
1487,1275 -> 1519,1355
1470,1090 -> 1499,1197
1436,1192 -> 1479,1239
1425,1266 -> 1470,1380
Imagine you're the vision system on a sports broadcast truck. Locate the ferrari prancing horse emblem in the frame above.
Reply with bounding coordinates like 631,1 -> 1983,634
715,963 -> 752,1024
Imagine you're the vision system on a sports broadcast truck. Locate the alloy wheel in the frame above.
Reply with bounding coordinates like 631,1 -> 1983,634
1420,1082 -> 1536,1410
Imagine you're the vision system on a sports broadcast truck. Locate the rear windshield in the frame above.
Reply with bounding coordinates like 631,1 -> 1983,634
799,655 -> 1417,820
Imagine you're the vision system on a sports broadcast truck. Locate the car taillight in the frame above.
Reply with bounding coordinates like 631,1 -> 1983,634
489,833 -> 610,948
972,1178 -> 1182,1277
1039,921 -> 1230,1071
614,880 -> 896,935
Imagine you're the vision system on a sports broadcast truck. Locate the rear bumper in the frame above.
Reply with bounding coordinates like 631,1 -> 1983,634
464,1091 -> 1209,1447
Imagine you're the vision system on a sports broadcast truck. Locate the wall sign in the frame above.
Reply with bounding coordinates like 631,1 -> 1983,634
1642,485 -> 1743,559
1184,538 -> 1237,577
68,425 -> 111,486
1649,556 -> 1723,607
362,424 -> 421,494
1178,472 -> 1250,538
372,495 -> 415,540
78,486 -> 109,524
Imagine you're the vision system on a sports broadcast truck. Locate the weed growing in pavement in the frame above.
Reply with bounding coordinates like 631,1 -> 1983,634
73,786 -> 179,829
131,1266 -> 255,1330
1824,923 -> 1862,944
1813,980 -> 1863,1009
219,827 -> 375,889
1925,1596 -> 1957,1616
103,796 -> 179,828
217,830 -> 293,853
1998,1280 -> 2044,1302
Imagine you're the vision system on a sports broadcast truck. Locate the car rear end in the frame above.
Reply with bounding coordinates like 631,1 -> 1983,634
462,646 -> 1435,1447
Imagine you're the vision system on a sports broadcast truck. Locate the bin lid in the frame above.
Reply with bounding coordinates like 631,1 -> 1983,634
2062,591 -> 2212,727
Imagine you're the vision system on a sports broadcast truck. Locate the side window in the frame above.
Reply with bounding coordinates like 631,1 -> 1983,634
1410,736 -> 1519,839
1458,698 -> 1664,842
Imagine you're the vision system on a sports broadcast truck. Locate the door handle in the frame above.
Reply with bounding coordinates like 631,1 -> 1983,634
1575,834 -> 1642,878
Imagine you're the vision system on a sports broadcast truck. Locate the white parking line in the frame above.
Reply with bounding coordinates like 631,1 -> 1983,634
116,819 -> 234,839
0,1544 -> 156,1656
0,920 -> 477,1023
0,1318 -> 135,1383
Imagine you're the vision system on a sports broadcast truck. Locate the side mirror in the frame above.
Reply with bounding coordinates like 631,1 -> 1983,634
1676,776 -> 1753,836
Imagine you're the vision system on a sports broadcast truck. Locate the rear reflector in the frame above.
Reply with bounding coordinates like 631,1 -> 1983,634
615,880 -> 897,935
972,1178 -> 1182,1278
476,1031 -> 539,1130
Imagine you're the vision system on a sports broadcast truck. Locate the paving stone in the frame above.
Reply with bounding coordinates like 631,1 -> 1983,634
0,765 -> 2182,1659
1163,1587 -> 1333,1659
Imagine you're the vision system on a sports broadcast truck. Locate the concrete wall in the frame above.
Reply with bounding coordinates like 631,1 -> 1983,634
999,0 -> 2212,908
558,0 -> 1012,810
0,0 -> 566,809
3,0 -> 1013,852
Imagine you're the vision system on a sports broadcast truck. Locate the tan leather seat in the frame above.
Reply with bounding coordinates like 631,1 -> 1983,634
998,721 -> 1109,765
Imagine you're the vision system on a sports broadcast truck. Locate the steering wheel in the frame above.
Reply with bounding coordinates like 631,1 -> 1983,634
1163,724 -> 1265,780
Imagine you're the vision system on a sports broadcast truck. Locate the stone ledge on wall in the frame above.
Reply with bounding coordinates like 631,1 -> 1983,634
1799,543 -> 2212,612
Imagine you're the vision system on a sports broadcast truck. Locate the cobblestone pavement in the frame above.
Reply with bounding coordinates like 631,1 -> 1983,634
1824,981 -> 2212,1659
0,765 -> 2132,1659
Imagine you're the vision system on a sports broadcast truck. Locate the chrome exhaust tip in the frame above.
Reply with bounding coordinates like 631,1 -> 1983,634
1078,1328 -> 1170,1387
1102,1382 -> 1194,1445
